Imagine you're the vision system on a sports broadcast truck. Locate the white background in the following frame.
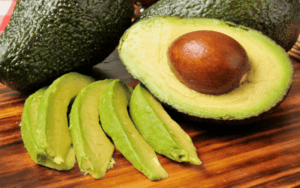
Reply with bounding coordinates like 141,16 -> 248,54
0,0 -> 13,26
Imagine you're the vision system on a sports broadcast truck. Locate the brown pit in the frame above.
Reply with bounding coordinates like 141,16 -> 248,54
168,30 -> 250,95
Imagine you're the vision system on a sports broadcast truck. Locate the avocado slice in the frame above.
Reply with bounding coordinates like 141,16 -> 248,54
20,87 -> 64,169
69,79 -> 115,179
0,0 -> 133,92
99,80 -> 168,181
137,0 -> 300,52
21,86 -> 82,169
130,83 -> 201,165
119,17 -> 294,123
35,72 -> 95,170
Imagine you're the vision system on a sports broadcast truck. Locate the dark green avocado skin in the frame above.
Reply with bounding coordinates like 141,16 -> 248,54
0,0 -> 133,92
137,0 -> 300,52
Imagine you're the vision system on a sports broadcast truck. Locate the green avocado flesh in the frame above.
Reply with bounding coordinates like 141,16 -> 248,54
99,80 -> 168,181
20,87 -> 62,168
119,17 -> 294,122
130,83 -> 201,165
0,0 -> 133,92
35,72 -> 95,170
137,0 -> 300,51
69,79 -> 115,179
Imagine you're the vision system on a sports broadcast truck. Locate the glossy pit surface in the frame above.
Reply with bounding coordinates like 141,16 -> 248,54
168,30 -> 250,95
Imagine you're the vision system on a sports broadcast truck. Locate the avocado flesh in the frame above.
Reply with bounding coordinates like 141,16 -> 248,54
20,87 -> 64,169
130,83 -> 201,165
99,80 -> 168,181
0,0 -> 133,92
20,88 -> 46,163
69,79 -> 115,179
137,0 -> 300,51
119,17 -> 294,122
36,72 -> 95,170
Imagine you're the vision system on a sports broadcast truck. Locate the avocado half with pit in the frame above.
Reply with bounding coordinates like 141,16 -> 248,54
118,17 -> 294,124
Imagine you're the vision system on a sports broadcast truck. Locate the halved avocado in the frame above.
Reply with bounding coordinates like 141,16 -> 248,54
118,17 -> 294,123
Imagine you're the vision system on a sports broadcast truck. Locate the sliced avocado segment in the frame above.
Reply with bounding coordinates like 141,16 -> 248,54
20,87 -> 47,163
69,79 -> 115,179
137,0 -> 300,51
130,83 -> 201,165
99,80 -> 168,181
20,87 -> 59,168
36,72 -> 95,170
21,86 -> 77,169
119,17 -> 294,123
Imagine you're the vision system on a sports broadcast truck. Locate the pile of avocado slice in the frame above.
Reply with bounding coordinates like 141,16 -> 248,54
20,72 -> 201,180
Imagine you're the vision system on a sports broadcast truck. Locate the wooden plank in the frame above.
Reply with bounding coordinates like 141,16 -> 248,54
0,51 -> 300,187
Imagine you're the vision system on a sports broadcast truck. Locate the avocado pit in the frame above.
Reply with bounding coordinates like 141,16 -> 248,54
168,30 -> 250,95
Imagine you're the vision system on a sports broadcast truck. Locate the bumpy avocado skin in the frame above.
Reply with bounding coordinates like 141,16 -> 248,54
137,0 -> 300,51
0,0 -> 134,92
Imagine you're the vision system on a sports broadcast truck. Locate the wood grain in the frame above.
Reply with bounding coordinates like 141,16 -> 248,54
1,51 -> 300,188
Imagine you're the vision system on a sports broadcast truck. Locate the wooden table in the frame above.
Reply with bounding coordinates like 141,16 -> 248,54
1,50 -> 300,188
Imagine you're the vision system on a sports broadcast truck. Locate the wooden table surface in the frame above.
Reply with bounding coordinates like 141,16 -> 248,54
1,50 -> 300,188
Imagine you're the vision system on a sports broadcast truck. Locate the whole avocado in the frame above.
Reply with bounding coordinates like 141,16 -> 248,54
137,0 -> 300,52
0,0 -> 134,92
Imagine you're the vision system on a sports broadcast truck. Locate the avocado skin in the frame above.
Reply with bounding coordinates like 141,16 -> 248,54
0,0 -> 134,92
166,80 -> 293,126
137,0 -> 300,51
165,87 -> 292,126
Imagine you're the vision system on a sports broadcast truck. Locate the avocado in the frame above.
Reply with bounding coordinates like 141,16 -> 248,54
118,17 -> 294,124
69,79 -> 115,179
136,0 -> 300,52
0,0 -> 133,92
35,72 -> 95,170
130,83 -> 201,165
99,80 -> 168,181
21,86 -> 85,170
20,87 -> 64,169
